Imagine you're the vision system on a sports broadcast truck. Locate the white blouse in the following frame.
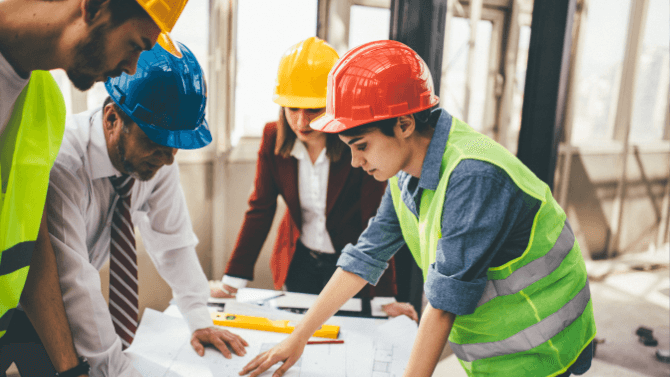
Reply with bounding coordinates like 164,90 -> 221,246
290,140 -> 336,254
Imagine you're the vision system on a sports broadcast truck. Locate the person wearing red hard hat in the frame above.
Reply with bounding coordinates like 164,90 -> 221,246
0,1 -> 190,376
241,40 -> 596,377
211,37 -> 417,321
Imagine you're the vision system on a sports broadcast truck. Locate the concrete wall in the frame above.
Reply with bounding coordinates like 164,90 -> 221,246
217,140 -> 286,291
562,145 -> 670,259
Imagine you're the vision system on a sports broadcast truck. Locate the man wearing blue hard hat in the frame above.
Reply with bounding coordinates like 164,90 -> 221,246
39,42 -> 248,376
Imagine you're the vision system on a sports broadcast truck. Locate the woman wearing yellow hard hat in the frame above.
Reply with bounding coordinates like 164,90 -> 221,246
211,37 -> 417,320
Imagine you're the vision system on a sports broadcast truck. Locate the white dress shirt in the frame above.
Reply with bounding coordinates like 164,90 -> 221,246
0,50 -> 30,137
46,108 -> 212,377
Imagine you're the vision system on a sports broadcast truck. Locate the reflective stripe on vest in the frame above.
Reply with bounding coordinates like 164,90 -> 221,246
452,280 -> 592,362
0,71 -> 66,337
389,114 -> 596,376
476,221 -> 576,308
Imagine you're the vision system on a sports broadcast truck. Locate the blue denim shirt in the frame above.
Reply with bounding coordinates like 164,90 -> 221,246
336,109 -> 593,374
337,109 -> 540,314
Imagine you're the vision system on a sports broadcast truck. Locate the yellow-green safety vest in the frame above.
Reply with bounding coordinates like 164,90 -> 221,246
389,116 -> 596,376
0,71 -> 66,338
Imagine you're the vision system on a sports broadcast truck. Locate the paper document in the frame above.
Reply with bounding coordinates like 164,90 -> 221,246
236,288 -> 286,304
271,290 -> 362,312
126,306 -> 417,377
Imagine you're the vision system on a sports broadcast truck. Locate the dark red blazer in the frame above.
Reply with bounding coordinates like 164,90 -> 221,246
224,122 -> 397,297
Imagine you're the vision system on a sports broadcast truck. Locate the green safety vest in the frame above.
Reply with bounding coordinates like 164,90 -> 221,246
0,71 -> 66,338
389,116 -> 596,376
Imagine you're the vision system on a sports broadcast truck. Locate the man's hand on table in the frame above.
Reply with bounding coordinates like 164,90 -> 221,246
191,326 -> 249,358
382,302 -> 419,322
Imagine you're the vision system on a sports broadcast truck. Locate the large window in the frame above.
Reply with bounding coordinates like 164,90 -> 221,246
440,17 -> 493,132
571,0 -> 632,144
630,0 -> 669,143
349,5 -> 390,49
232,0 -> 318,146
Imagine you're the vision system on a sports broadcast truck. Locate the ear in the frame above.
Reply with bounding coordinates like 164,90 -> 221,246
81,0 -> 108,25
396,115 -> 416,139
102,103 -> 121,135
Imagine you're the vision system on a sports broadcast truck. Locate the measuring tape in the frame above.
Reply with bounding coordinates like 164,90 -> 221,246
211,312 -> 340,339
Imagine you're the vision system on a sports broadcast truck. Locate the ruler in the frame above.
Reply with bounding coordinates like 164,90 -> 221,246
211,312 -> 340,339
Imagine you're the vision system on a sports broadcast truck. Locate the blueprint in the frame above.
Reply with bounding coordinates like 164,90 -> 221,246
125,303 -> 418,377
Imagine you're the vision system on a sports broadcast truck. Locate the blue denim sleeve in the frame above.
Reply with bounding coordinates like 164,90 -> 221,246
337,185 -> 406,285
425,160 -> 534,315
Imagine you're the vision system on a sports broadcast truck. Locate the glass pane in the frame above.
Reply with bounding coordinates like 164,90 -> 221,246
171,0 -> 209,77
50,70 -> 73,115
349,5 -> 390,49
87,82 -> 110,110
630,0 -> 669,143
440,17 -> 492,131
507,25 -> 531,155
233,0 -> 318,145
571,0 -> 631,144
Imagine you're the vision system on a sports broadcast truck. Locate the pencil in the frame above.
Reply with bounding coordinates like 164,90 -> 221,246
306,340 -> 344,345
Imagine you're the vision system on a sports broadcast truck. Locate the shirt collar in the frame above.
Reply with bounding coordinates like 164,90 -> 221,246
88,107 -> 122,180
416,109 -> 452,191
290,139 -> 328,165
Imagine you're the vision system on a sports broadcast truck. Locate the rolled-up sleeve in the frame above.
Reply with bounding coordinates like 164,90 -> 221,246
425,160 -> 532,315
337,185 -> 406,285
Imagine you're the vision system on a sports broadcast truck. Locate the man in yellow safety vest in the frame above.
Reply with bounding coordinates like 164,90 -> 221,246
0,1 -> 189,376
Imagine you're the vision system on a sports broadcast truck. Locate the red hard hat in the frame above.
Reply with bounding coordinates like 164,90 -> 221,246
311,40 -> 440,133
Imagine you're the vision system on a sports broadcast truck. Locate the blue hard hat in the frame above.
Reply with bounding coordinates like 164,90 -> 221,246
105,41 -> 211,150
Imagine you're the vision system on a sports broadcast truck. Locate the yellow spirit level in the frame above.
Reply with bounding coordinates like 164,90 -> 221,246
211,312 -> 340,339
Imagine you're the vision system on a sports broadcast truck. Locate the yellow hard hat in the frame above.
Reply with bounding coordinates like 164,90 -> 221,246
135,0 -> 189,58
273,37 -> 339,109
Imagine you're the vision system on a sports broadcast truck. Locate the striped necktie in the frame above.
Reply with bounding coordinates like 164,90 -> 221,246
108,175 -> 138,349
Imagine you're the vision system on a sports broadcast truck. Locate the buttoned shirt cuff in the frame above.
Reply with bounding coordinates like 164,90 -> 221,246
337,244 -> 389,285
424,263 -> 487,316
184,306 -> 215,334
222,275 -> 250,289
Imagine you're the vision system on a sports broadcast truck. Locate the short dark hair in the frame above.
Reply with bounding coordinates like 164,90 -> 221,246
339,108 -> 437,138
107,0 -> 151,26
103,96 -> 134,130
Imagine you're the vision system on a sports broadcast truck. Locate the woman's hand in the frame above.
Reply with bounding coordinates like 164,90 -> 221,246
210,283 -> 238,298
239,335 -> 306,377
382,302 -> 419,322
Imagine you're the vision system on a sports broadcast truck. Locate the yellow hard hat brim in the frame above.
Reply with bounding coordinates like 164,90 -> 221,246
157,33 -> 182,58
273,94 -> 326,109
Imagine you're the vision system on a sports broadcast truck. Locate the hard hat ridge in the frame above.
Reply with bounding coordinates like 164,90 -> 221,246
105,41 -> 211,150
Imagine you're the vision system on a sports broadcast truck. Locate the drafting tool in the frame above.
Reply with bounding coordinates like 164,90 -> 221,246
211,312 -> 339,339
255,293 -> 285,305
306,340 -> 344,345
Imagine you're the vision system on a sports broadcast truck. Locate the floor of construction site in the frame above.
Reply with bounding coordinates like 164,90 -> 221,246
435,245 -> 670,377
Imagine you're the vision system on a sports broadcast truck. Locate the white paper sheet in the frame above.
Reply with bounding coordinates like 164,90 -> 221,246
270,291 -> 362,312
126,305 -> 417,377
